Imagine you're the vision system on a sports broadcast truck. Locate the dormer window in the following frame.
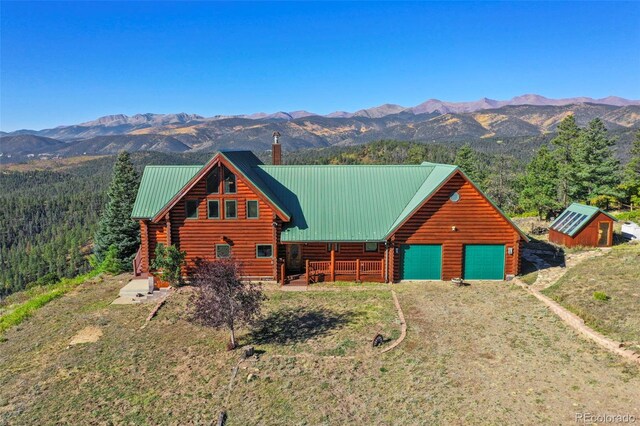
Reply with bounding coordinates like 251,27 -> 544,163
223,167 -> 236,194
206,166 -> 220,194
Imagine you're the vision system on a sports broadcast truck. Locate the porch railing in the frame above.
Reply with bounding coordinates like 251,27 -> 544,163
133,246 -> 142,277
305,259 -> 384,284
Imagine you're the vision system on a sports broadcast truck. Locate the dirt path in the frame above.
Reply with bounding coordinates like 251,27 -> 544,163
518,247 -> 640,365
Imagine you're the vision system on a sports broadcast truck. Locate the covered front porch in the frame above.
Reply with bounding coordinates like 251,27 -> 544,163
278,242 -> 388,285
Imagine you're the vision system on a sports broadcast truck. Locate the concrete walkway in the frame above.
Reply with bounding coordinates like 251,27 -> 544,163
112,278 -> 169,305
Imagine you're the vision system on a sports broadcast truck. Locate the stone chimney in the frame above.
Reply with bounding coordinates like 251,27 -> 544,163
272,131 -> 282,165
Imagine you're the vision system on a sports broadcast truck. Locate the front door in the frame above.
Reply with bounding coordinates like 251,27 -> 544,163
598,222 -> 610,246
286,244 -> 303,272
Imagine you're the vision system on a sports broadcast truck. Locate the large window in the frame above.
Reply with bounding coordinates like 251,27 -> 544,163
364,242 -> 378,252
256,244 -> 273,258
246,200 -> 259,219
216,244 -> 231,258
225,200 -> 237,219
326,243 -> 340,252
185,200 -> 198,219
206,166 -> 220,194
207,200 -> 220,219
223,167 -> 236,194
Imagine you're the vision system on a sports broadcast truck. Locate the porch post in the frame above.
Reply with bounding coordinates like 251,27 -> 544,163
380,259 -> 385,281
305,259 -> 310,284
280,261 -> 285,286
165,213 -> 171,246
330,248 -> 336,282
356,259 -> 360,282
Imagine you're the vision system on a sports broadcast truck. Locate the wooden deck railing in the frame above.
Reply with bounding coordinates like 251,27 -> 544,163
305,258 -> 384,284
133,246 -> 142,277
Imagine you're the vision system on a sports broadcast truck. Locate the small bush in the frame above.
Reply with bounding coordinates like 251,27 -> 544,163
101,245 -> 124,275
26,272 -> 60,289
593,291 -> 610,301
616,210 -> 640,222
151,244 -> 186,287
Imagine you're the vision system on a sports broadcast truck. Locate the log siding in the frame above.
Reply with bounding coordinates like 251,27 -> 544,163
390,172 -> 522,281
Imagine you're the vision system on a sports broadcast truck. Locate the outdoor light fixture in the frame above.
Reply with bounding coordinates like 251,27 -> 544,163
451,225 -> 457,231
508,247 -> 514,255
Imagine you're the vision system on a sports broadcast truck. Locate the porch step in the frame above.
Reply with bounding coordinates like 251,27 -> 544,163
119,278 -> 153,297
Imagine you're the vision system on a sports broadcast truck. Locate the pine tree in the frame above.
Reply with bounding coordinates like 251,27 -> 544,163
93,152 -> 140,269
484,154 -> 518,212
621,130 -> 640,209
575,118 -> 621,207
551,115 -> 581,207
455,144 -> 485,185
519,145 -> 561,219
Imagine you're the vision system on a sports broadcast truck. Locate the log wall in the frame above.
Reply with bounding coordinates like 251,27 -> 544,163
390,172 -> 523,281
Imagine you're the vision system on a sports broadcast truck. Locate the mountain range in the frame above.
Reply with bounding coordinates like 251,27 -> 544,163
1,94 -> 639,162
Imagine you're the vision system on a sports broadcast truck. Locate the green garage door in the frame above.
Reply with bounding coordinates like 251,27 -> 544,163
463,245 -> 505,280
400,244 -> 442,280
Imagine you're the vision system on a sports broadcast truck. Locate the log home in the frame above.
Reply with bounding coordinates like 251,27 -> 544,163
131,141 -> 528,286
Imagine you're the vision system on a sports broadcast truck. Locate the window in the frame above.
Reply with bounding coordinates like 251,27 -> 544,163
326,243 -> 340,252
185,200 -> 198,219
449,191 -> 460,202
225,200 -> 237,219
206,166 -> 220,194
223,167 -> 236,193
247,200 -> 259,219
216,244 -> 231,258
207,200 -> 220,219
364,242 -> 378,252
256,244 -> 273,258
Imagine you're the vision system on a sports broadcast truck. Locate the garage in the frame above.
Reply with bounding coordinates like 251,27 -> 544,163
463,244 -> 505,280
400,244 -> 442,280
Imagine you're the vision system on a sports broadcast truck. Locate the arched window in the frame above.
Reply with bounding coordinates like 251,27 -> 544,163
206,166 -> 220,194
223,167 -> 236,194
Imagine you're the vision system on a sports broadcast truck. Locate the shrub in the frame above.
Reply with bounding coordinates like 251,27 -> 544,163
189,258 -> 265,349
26,272 -> 60,289
151,244 -> 186,287
615,210 -> 640,222
101,245 -> 124,275
593,291 -> 610,301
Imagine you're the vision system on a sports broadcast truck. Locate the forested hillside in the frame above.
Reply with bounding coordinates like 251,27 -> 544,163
0,152 -> 212,297
1,120 -> 638,298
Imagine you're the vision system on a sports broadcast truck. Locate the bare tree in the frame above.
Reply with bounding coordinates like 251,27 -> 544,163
189,259 -> 265,349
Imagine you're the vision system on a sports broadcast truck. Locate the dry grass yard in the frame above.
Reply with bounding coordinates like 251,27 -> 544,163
543,243 -> 640,353
1,275 -> 639,425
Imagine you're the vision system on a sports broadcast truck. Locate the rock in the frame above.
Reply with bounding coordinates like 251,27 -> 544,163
247,373 -> 256,383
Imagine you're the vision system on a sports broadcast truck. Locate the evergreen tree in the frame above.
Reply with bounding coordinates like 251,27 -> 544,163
621,130 -> 640,209
519,145 -> 561,218
575,118 -> 621,207
455,144 -> 485,185
93,152 -> 140,269
484,154 -> 518,212
551,115 -> 581,207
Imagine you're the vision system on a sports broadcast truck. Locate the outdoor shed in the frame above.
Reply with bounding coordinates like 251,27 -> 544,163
548,203 -> 616,248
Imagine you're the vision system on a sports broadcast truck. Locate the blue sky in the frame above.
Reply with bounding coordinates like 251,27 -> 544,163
1,1 -> 639,131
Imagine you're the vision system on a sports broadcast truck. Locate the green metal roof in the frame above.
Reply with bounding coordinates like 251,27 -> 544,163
386,163 -> 458,235
550,203 -> 617,237
254,164 -> 457,242
220,151 -> 291,220
131,165 -> 202,218
132,151 -> 528,242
